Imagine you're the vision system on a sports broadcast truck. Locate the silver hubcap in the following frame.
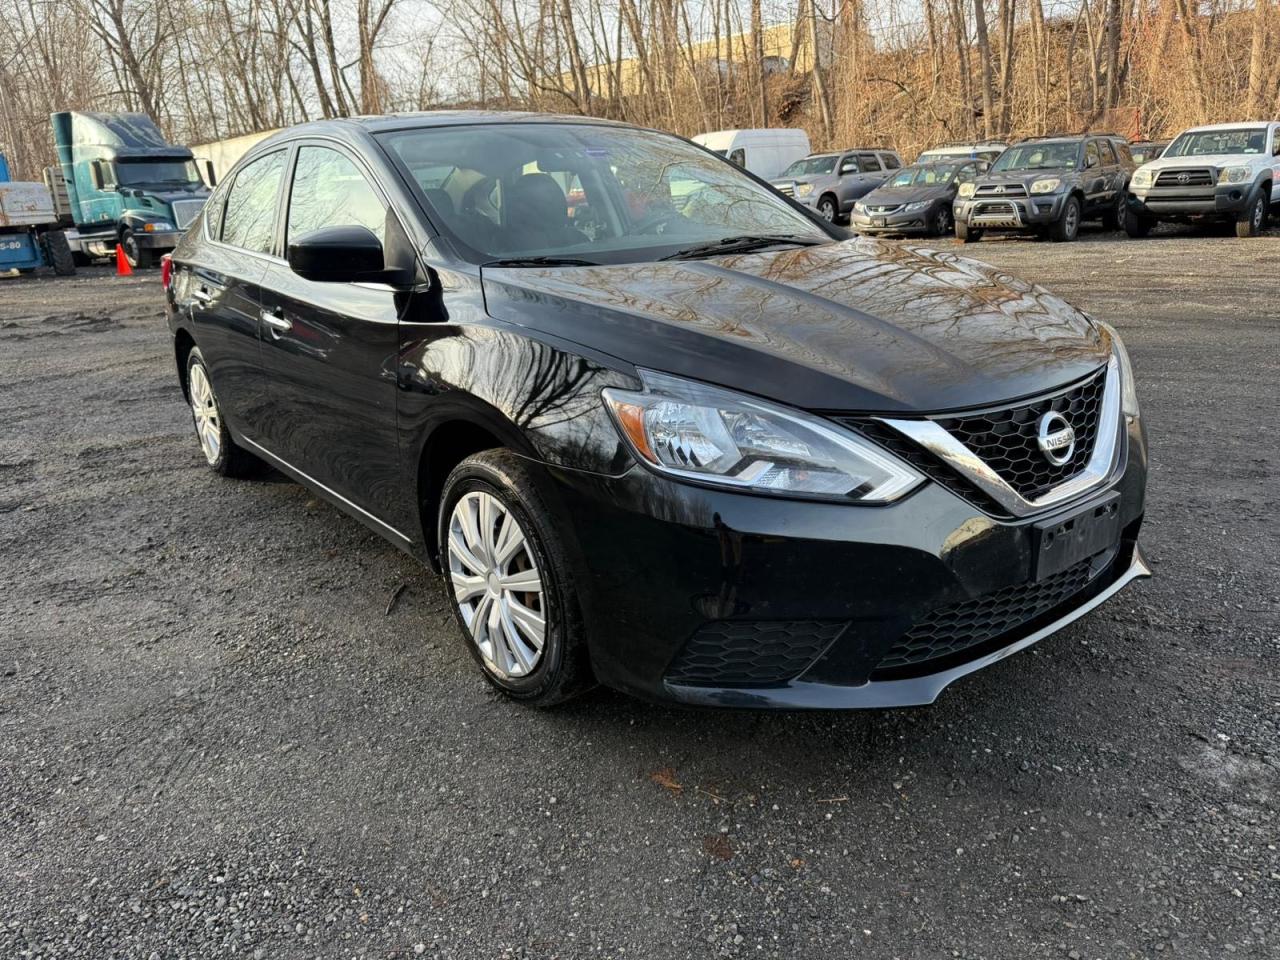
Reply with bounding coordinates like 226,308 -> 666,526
447,491 -> 546,679
1253,201 -> 1263,229
1065,203 -> 1079,234
820,202 -> 834,221
189,363 -> 221,464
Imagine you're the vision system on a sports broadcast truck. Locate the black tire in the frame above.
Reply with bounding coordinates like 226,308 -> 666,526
121,229 -> 153,268
1125,213 -> 1155,238
437,449 -> 592,707
1101,192 -> 1126,231
1235,192 -> 1266,238
955,220 -> 983,243
816,195 -> 838,223
185,347 -> 260,478
929,204 -> 954,238
40,230 -> 77,276
1050,196 -> 1081,242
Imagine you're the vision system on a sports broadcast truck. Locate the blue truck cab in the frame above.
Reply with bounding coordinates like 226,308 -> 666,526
52,111 -> 210,267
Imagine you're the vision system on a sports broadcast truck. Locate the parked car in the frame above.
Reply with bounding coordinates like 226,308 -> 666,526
1128,139 -> 1170,165
848,159 -> 987,236
769,148 -> 904,222
692,128 -> 810,180
165,112 -> 1149,710
1126,122 -> 1280,239
953,134 -> 1135,243
916,140 -> 1007,165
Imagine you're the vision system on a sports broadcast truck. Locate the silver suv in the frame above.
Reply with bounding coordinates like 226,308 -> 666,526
771,149 -> 904,223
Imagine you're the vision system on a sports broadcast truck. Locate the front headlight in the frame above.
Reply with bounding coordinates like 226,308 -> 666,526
903,200 -> 930,213
143,221 -> 176,232
1095,321 -> 1139,418
957,182 -> 976,199
1131,168 -> 1154,188
1030,178 -> 1061,194
602,371 -> 923,502
1218,166 -> 1249,185
796,183 -> 814,197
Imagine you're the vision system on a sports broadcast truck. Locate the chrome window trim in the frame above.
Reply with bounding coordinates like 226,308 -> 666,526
877,358 -> 1123,518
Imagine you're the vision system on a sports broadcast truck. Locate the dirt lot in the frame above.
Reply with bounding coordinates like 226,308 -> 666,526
2,225 -> 1278,959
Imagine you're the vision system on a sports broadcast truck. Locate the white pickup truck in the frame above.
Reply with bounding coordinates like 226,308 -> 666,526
1126,121 -> 1280,238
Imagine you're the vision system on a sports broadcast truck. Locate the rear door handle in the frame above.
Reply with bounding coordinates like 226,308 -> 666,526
260,307 -> 292,334
192,288 -> 213,306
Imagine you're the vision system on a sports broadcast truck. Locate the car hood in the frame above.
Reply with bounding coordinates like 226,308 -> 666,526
861,183 -> 953,205
771,174 -> 830,187
480,238 -> 1108,414
1142,153 -> 1253,171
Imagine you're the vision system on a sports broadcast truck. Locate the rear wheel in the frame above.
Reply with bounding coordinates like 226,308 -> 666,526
121,229 -> 153,268
186,348 -> 260,477
439,449 -> 591,706
40,230 -> 76,276
1235,193 -> 1267,238
1125,213 -> 1155,238
1050,196 -> 1081,242
955,221 -> 983,243
1101,192 -> 1126,231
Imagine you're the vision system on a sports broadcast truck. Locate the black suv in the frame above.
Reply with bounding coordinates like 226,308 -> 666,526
953,134 -> 1136,242
163,113 -> 1149,710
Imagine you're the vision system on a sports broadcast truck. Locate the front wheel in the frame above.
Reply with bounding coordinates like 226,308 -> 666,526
816,196 -> 838,223
955,221 -> 983,243
1050,196 -> 1081,242
930,205 -> 954,237
121,229 -> 154,268
1125,212 -> 1155,238
439,450 -> 592,706
1235,193 -> 1267,238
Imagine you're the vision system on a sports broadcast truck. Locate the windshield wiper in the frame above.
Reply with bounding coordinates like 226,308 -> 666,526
482,256 -> 601,268
658,234 -> 827,262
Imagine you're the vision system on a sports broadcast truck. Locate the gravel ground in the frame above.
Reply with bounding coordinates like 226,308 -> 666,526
1,222 -> 1277,960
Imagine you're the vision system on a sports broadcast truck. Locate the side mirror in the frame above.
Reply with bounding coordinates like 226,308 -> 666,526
288,225 -> 392,283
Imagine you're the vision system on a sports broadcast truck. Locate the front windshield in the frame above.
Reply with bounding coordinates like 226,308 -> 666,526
991,142 -> 1080,172
1163,128 -> 1267,157
380,124 -> 829,264
116,159 -> 202,186
888,164 -> 960,187
781,155 -> 838,177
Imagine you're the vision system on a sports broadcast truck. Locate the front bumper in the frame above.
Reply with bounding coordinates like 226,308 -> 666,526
544,415 -> 1149,709
1129,184 -> 1251,219
133,229 -> 180,250
955,193 -> 1067,231
849,206 -> 936,234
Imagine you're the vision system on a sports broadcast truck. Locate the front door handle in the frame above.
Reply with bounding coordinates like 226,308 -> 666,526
260,307 -> 292,334
192,288 -> 213,306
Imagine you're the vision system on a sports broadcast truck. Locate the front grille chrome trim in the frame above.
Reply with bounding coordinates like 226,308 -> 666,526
876,358 -> 1122,518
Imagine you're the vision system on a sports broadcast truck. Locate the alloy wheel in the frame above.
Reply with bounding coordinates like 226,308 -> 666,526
1064,201 -> 1079,238
447,491 -> 546,679
936,206 -> 953,235
818,200 -> 836,222
189,363 -> 221,465
1252,198 -> 1264,231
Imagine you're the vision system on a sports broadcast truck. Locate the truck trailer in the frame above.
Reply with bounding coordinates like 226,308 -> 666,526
0,151 -> 76,277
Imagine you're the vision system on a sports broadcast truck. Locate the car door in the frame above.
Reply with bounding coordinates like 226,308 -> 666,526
848,153 -> 883,200
255,142 -> 406,527
1098,138 -> 1123,201
834,153 -> 860,206
188,149 -> 288,434
1081,140 -> 1106,214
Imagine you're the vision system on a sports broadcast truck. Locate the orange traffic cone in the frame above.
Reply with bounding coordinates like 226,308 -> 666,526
115,243 -> 133,277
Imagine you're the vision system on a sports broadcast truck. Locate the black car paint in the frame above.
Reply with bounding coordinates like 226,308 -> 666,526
165,114 -> 1148,709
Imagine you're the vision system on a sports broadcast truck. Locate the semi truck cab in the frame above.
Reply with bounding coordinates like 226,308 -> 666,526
51,111 -> 210,267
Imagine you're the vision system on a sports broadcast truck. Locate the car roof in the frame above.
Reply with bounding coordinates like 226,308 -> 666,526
1180,121 -> 1274,132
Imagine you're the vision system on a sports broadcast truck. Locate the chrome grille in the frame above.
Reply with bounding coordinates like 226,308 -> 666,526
976,183 -> 1028,197
171,198 -> 207,230
1155,168 -> 1213,188
866,203 -> 903,214
773,181 -> 796,198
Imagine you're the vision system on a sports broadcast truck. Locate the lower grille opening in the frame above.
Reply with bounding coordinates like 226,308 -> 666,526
665,620 -> 849,687
870,547 -> 1120,680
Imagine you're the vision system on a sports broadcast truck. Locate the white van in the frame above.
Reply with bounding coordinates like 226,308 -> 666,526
693,129 -> 812,180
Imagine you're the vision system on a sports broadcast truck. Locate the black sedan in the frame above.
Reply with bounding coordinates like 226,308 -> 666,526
849,160 -> 986,236
163,113 -> 1149,709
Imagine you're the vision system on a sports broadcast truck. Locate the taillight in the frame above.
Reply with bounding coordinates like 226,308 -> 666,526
160,253 -> 173,290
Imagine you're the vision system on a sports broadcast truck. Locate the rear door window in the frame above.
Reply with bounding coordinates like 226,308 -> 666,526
221,150 -> 286,254
857,154 -> 880,173
879,152 -> 901,170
